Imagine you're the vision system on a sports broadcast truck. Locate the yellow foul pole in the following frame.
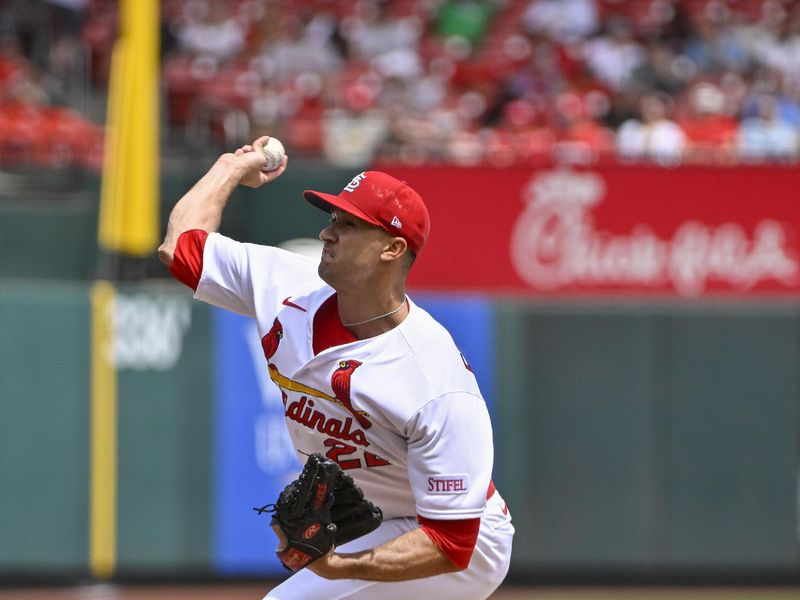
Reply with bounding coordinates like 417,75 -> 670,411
90,281 -> 117,579
92,0 -> 160,580
98,0 -> 160,255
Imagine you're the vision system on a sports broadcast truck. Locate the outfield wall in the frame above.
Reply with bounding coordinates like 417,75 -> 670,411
495,301 -> 800,578
0,281 -> 798,581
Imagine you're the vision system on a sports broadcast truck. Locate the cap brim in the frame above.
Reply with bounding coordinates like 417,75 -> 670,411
303,190 -> 383,228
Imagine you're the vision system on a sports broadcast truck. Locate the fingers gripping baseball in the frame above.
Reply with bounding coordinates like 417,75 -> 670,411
234,136 -> 288,189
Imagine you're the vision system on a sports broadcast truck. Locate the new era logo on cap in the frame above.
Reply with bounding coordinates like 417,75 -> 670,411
303,171 -> 430,254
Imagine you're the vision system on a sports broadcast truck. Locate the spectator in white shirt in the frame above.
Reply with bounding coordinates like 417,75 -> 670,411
616,93 -> 686,164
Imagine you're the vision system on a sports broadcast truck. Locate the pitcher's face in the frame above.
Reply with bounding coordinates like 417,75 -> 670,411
318,209 -> 393,289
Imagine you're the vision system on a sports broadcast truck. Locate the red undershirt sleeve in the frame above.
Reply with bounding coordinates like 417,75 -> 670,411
168,229 -> 209,291
417,515 -> 481,570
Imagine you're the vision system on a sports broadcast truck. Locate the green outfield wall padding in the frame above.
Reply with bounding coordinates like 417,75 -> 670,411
0,194 -> 99,280
495,303 -> 800,576
114,282 -> 213,574
0,282 -> 90,574
496,305 -> 658,568
1,280 -> 799,580
665,310 -> 799,568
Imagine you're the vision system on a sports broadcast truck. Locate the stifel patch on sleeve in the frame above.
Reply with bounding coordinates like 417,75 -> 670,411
426,474 -> 470,495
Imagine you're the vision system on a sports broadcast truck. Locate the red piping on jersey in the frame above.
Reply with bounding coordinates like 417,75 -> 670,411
169,229 -> 208,290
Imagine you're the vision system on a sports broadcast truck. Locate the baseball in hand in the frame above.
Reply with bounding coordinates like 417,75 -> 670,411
261,137 -> 285,172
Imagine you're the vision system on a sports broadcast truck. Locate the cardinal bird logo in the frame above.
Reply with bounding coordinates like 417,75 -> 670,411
331,359 -> 372,429
261,318 -> 284,360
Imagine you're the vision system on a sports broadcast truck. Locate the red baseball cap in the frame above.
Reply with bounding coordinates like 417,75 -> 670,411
304,171 -> 430,254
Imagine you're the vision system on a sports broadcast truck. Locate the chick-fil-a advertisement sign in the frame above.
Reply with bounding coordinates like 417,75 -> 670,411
393,165 -> 800,298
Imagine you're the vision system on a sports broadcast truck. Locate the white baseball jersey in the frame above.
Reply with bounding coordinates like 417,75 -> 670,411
195,232 -> 496,521
172,227 -> 513,597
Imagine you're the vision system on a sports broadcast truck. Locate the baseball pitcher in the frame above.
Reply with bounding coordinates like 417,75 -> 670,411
159,136 -> 513,599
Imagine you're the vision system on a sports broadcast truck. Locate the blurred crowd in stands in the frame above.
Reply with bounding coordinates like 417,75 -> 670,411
2,0 -> 800,170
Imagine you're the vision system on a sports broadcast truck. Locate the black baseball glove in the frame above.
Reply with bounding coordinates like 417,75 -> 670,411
254,453 -> 383,571
330,468 -> 383,547
254,453 -> 339,571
